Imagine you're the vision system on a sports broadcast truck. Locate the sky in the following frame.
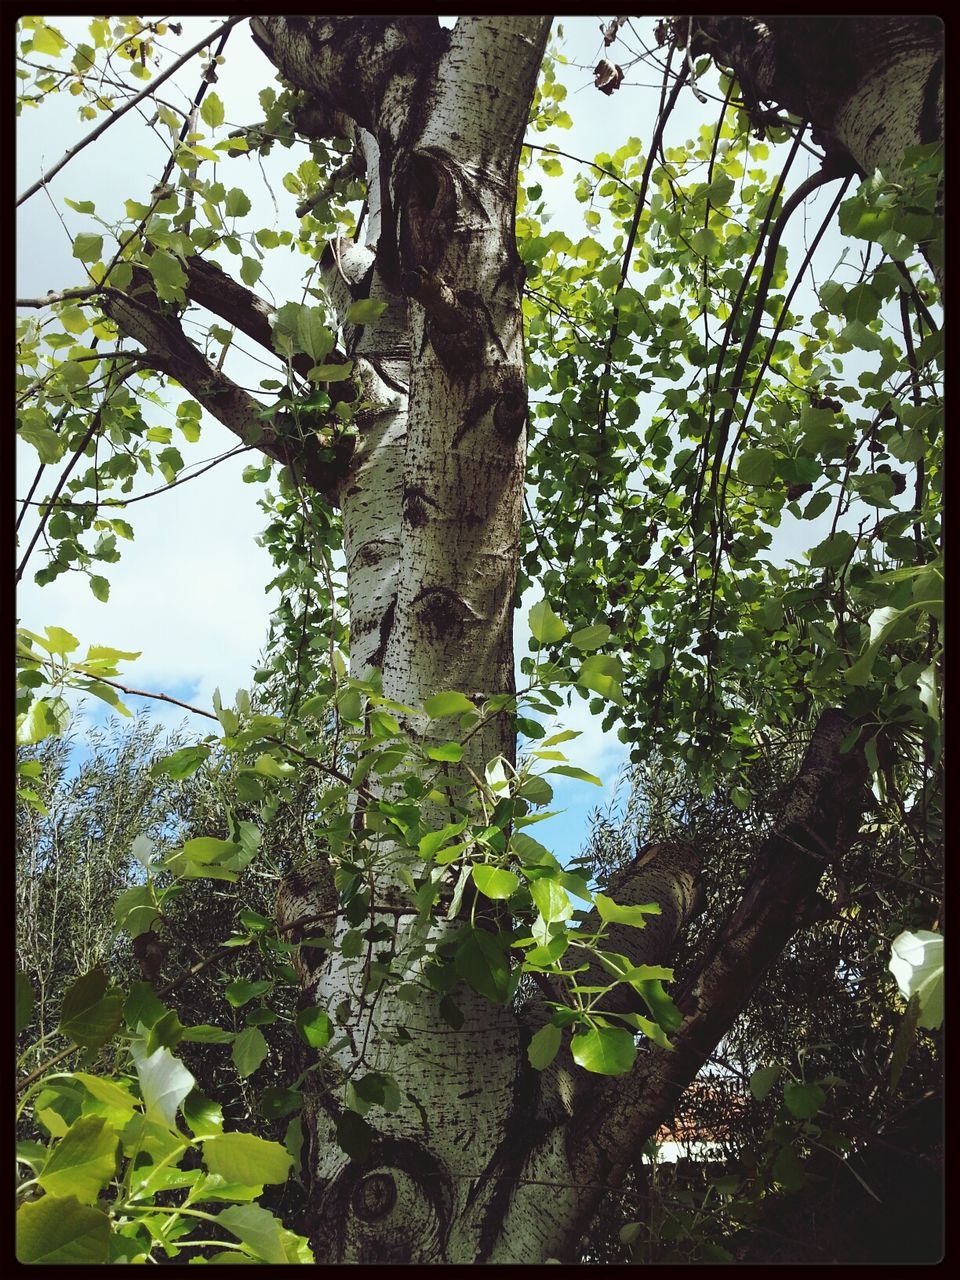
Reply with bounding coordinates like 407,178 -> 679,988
15,16 -> 890,861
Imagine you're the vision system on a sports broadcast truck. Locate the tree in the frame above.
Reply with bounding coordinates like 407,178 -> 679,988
16,16 -> 942,1264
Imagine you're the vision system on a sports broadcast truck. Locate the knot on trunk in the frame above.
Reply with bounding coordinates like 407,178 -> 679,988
412,585 -> 483,645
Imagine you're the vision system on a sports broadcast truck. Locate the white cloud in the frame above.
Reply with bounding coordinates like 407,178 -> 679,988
17,429 -> 279,725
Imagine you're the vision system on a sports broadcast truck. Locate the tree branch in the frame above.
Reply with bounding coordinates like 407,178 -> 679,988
180,255 -> 316,380
99,273 -> 333,490
557,708 -> 869,1257
569,841 -> 702,1018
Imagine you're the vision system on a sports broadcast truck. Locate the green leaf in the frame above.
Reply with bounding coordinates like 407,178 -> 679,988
424,690 -> 475,718
16,696 -> 70,745
18,418 -> 63,463
345,298 -> 388,325
152,744 -> 210,780
123,982 -> 167,1032
455,928 -> 514,1003
737,447 -> 777,486
889,994 -> 922,1092
38,625 -> 79,655
72,233 -> 103,263
181,836 -> 242,864
889,929 -> 943,1030
335,1109 -> 374,1162
772,1142 -> 805,1192
529,599 -> 567,644
240,255 -> 262,287
292,305 -> 334,362
730,786 -> 751,811
89,575 -> 110,602
517,775 -> 554,806
253,753 -> 296,778
845,602 -> 932,687
232,1027 -> 268,1077
16,971 -> 34,1034
577,654 -> 625,705
569,624 -> 611,650
60,970 -> 122,1051
294,1007 -> 333,1049
471,863 -> 520,899
70,1073 -> 136,1120
527,1022 -> 562,1070
808,529 -> 856,568
203,1133 -> 293,1186
225,187 -> 252,218
530,877 -> 572,924
418,819 -> 468,861
510,831 -> 558,866
200,91 -> 225,128
594,893 -> 660,927
225,979 -> 272,1008
181,1024 -> 235,1044
749,1063 -> 783,1100
548,764 -> 602,786
308,361 -> 354,382
38,1115 -> 117,1204
30,22 -> 68,56
217,1203 -> 313,1263
637,978 -> 683,1033
113,886 -> 160,938
260,1087 -> 302,1121
353,1071 -> 401,1112
783,1081 -> 825,1120
426,740 -> 463,762
16,1195 -> 110,1265
148,249 -> 187,300
438,994 -> 464,1029
571,1025 -> 637,1075
131,1040 -> 196,1129
180,1090 -> 224,1142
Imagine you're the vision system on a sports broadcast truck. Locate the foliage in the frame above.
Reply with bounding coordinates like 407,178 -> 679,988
518,73 -> 942,800
16,14 -> 942,1264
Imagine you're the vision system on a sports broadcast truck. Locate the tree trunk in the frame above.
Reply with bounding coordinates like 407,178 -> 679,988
254,16 -> 559,1262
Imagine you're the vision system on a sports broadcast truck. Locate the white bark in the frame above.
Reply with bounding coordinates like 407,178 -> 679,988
260,15 -> 554,1262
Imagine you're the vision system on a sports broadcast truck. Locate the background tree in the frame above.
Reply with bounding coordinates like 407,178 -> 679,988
16,15 -> 942,1265
576,730 -> 942,1262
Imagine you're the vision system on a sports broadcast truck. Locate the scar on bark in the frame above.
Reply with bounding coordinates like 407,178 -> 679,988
412,585 -> 481,641
370,595 -> 397,668
403,484 -> 441,528
399,148 -> 459,274
451,369 -> 526,448
492,368 -> 527,440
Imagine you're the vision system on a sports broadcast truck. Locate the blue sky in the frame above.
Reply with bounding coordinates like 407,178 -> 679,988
16,16 -> 892,860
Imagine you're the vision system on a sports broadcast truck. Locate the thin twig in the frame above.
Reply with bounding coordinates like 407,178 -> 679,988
17,17 -> 245,207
